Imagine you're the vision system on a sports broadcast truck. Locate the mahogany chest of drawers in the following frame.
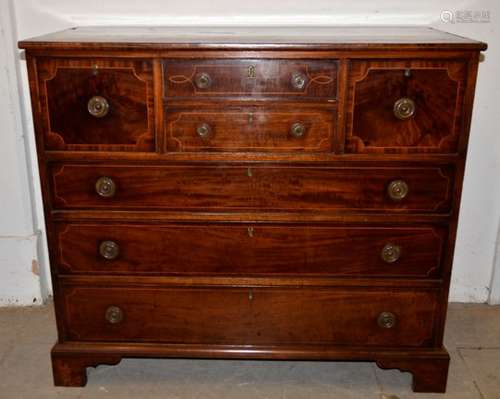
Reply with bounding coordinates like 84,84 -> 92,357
19,26 -> 486,393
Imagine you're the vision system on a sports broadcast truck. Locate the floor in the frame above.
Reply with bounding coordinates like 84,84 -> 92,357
0,303 -> 499,399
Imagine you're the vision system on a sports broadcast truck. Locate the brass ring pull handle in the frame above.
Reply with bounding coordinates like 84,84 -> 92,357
195,72 -> 212,89
377,311 -> 397,329
99,240 -> 120,260
291,73 -> 307,90
196,123 -> 212,139
381,243 -> 401,263
290,122 -> 306,138
95,176 -> 116,198
387,179 -> 409,201
87,96 -> 109,118
105,306 -> 124,324
393,97 -> 415,120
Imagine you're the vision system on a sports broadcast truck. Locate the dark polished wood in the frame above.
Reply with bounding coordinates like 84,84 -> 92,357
49,163 -> 453,213
164,59 -> 337,98
347,60 -> 467,153
164,106 -> 336,152
37,58 -> 155,151
19,26 -> 485,393
55,222 -> 445,277
60,284 -> 439,346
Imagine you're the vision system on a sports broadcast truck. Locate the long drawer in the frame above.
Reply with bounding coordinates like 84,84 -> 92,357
55,223 -> 445,277
61,284 -> 439,347
50,164 -> 453,213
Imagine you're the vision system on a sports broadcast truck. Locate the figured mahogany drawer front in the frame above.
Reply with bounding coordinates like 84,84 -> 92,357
62,285 -> 438,346
164,59 -> 337,98
38,59 -> 155,152
165,107 -> 335,152
50,164 -> 453,213
56,223 -> 445,277
346,60 -> 467,153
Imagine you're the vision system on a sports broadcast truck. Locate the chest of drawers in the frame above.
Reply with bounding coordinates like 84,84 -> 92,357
19,26 -> 486,393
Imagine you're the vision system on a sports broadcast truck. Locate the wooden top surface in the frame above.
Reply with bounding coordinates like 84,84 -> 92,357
19,26 -> 487,51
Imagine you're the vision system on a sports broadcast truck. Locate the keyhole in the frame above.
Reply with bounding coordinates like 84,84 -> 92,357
248,289 -> 253,301
247,65 -> 256,78
247,168 -> 253,178
248,227 -> 254,237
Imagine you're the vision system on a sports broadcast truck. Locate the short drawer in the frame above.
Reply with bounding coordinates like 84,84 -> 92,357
55,223 -> 445,278
61,284 -> 438,347
346,60 -> 467,153
164,59 -> 337,98
165,107 -> 335,152
50,163 -> 453,213
38,58 -> 155,151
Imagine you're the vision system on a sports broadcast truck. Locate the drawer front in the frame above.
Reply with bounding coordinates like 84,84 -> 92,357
62,285 -> 438,347
346,60 -> 467,153
56,223 -> 445,278
165,107 -> 335,152
164,59 -> 337,98
37,58 -> 155,151
50,164 -> 453,213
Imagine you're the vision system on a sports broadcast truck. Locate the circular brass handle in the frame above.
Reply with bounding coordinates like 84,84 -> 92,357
95,176 -> 116,198
290,122 -> 306,138
196,123 -> 212,139
393,97 -> 415,120
291,73 -> 307,90
99,240 -> 120,260
387,179 -> 409,201
87,96 -> 109,118
194,72 -> 212,89
105,306 -> 124,324
377,312 -> 397,329
381,243 -> 401,263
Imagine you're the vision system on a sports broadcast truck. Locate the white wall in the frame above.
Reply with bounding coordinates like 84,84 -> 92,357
1,0 -> 499,304
0,0 -> 43,305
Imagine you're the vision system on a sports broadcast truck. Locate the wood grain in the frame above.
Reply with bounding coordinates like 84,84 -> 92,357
55,222 -> 445,277
49,163 -> 453,213
20,26 -> 486,392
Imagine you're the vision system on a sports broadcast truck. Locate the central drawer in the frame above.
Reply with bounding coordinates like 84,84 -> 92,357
50,164 -> 453,213
55,223 -> 445,277
164,107 -> 335,152
164,59 -> 337,98
61,284 -> 438,347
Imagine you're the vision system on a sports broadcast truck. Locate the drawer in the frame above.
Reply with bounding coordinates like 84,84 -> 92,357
346,60 -> 467,153
50,164 -> 453,213
164,59 -> 337,98
37,58 -> 155,151
61,284 -> 438,347
165,107 -> 335,152
55,223 -> 445,278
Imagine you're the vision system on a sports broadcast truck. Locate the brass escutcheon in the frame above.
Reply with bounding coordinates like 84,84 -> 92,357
247,65 -> 256,78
